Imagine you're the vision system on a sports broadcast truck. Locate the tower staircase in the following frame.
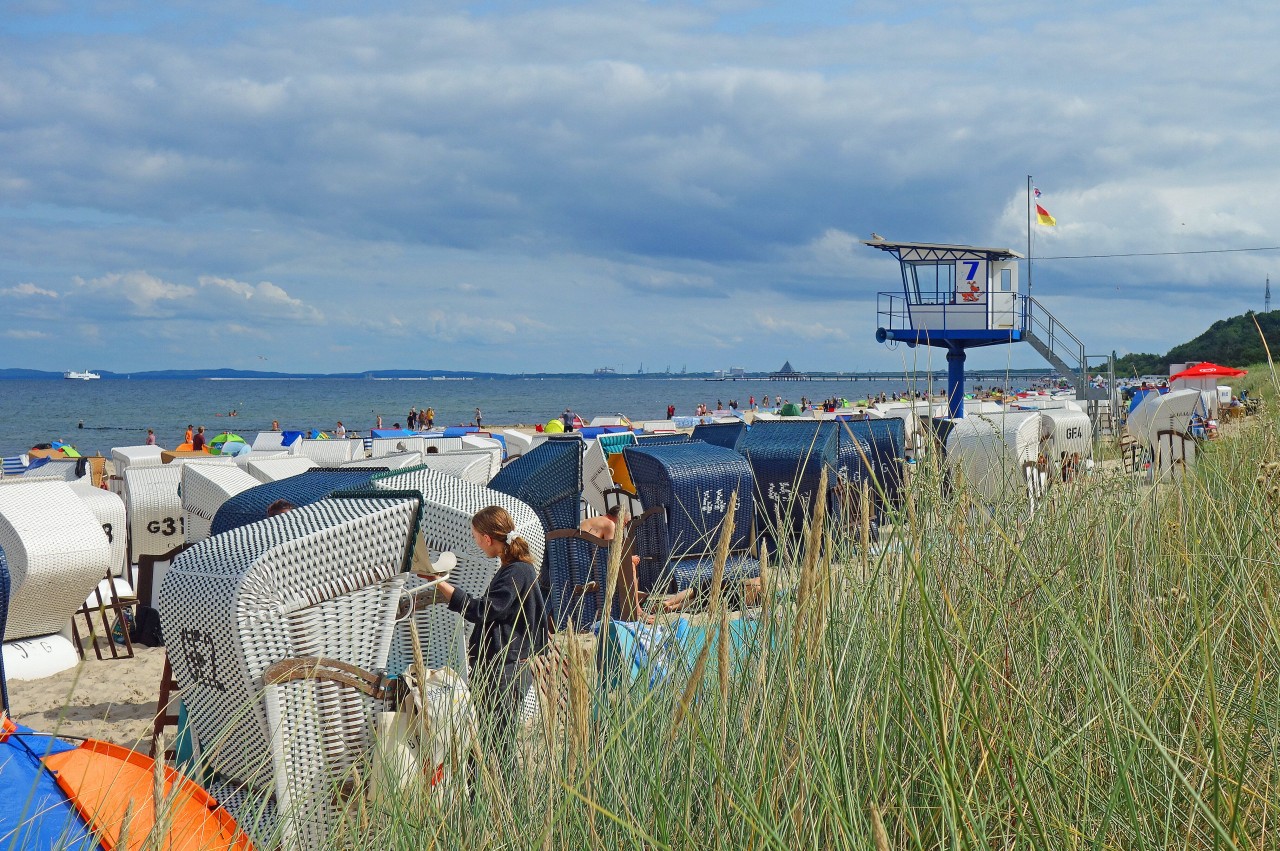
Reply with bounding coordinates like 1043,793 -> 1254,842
1023,297 -> 1114,428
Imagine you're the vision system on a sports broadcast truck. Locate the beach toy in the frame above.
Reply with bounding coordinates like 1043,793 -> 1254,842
208,432 -> 247,456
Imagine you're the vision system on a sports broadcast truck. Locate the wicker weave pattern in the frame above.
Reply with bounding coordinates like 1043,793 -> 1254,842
737,421 -> 862,536
344,451 -> 422,470
596,432 -> 637,456
246,457 -> 318,484
21,458 -> 84,482
69,481 -> 128,578
294,439 -> 356,464
124,465 -> 185,561
210,470 -> 385,537
623,442 -> 756,592
111,445 -> 164,471
251,432 -> 289,451
841,418 -> 906,521
636,434 -> 690,447
0,480 -> 113,641
0,548 -> 9,709
182,463 -> 262,543
360,467 -> 544,675
691,421 -> 746,451
157,496 -> 418,789
419,452 -> 496,485
489,439 -> 604,628
371,436 -> 429,458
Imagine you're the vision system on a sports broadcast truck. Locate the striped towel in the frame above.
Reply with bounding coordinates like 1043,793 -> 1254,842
1,455 -> 27,476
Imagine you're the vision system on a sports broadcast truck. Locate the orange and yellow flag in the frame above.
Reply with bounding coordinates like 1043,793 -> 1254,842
1035,204 -> 1056,227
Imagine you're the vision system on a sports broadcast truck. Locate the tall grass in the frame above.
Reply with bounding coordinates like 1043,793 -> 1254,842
316,409 -> 1279,850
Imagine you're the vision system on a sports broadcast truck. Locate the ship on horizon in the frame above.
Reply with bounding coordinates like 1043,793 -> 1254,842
63,370 -> 101,380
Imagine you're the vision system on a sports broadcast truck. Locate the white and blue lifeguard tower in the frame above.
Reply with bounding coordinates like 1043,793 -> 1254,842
864,239 -> 1108,418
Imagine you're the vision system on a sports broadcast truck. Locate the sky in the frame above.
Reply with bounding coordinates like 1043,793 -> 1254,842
1,0 -> 1277,375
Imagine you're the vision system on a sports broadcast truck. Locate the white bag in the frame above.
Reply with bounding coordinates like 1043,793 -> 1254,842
368,666 -> 476,804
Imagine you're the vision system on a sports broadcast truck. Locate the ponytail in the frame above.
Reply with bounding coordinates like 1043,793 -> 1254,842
472,505 -> 532,565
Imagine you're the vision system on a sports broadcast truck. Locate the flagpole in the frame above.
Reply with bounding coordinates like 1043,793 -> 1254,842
1026,175 -> 1033,303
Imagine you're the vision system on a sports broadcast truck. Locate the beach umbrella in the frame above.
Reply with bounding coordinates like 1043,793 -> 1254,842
207,432 -> 247,456
1168,362 -> 1247,381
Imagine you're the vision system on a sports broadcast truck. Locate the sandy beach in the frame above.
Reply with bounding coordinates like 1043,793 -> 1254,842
6,644 -> 169,748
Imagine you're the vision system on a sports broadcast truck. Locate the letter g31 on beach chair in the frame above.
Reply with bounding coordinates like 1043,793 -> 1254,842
622,441 -> 759,595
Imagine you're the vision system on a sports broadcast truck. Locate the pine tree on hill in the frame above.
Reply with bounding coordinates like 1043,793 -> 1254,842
1114,310 -> 1280,376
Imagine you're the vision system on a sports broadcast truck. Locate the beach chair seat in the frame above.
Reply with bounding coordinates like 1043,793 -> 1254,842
181,463 -> 262,543
246,456 -> 318,483
210,469 -> 388,536
157,494 -> 422,847
622,442 -> 759,594
0,481 -> 113,680
354,467 -> 544,675
293,438 -> 355,464
582,439 -> 616,517
489,438 -> 616,630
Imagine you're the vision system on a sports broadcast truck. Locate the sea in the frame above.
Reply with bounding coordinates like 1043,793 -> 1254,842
0,376 -> 929,458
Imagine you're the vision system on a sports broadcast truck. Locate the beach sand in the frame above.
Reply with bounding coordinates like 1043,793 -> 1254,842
6,644 -> 169,748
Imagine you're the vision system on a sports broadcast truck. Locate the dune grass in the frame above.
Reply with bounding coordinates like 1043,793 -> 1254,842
301,407 -> 1278,850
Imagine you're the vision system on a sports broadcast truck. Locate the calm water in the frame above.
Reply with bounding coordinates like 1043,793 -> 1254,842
0,377 -> 925,458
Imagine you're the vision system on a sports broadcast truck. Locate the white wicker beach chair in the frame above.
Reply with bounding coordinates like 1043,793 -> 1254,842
67,481 -> 128,578
582,438 -> 614,518
460,436 -> 504,478
361,467 -> 544,676
343,451 -> 422,470
293,439 -> 355,464
124,464 -> 185,563
22,457 -> 85,482
246,456 -> 318,484
0,481 -> 112,670
500,430 -> 535,459
417,453 -> 492,485
181,463 -> 262,543
251,432 -> 289,452
371,436 -> 427,458
157,494 -> 421,841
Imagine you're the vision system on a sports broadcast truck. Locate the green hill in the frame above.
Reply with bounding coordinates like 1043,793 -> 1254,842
1114,310 -> 1280,377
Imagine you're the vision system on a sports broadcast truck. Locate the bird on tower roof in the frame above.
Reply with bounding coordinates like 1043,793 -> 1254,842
870,232 -> 885,241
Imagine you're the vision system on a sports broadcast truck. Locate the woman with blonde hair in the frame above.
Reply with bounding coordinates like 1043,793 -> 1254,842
420,505 -> 547,747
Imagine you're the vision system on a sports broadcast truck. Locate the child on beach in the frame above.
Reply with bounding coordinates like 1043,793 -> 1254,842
418,506 -> 547,750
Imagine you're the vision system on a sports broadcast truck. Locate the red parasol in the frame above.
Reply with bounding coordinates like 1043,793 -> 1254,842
1168,362 -> 1247,381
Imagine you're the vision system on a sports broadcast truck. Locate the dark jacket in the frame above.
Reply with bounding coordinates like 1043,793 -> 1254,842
447,560 -> 547,679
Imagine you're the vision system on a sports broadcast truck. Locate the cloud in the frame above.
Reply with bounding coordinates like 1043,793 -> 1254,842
0,282 -> 59,298
1,329 -> 50,339
74,271 -> 196,317
199,277 -> 324,323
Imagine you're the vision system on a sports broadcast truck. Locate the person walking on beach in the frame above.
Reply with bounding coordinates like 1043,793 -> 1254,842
417,506 -> 547,753
192,426 -> 207,451
376,415 -> 383,429
562,409 -> 575,432
475,407 -> 483,429
145,429 -> 156,446
408,407 -> 417,430
335,421 -> 346,438
185,424 -> 194,445
424,407 -> 435,428
667,404 -> 676,419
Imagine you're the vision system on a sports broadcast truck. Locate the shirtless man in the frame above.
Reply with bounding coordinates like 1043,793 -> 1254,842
580,506 -> 643,619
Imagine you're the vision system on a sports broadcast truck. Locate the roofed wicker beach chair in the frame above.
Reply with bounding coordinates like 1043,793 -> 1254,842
293,438 -> 355,464
418,451 -> 494,485
841,417 -> 907,528
210,469 -> 388,536
343,451 -> 422,470
246,456 -> 318,484
738,420 -> 880,542
622,441 -> 759,595
691,420 -> 747,451
0,480 -> 113,680
489,438 -> 619,630
354,466 -> 545,674
371,435 -> 429,458
158,493 -> 422,849
123,464 -> 185,566
181,463 -> 262,543
251,431 -> 290,452
109,445 -> 163,495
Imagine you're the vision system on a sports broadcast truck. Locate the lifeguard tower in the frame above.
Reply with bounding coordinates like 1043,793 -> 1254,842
864,239 -> 1109,418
